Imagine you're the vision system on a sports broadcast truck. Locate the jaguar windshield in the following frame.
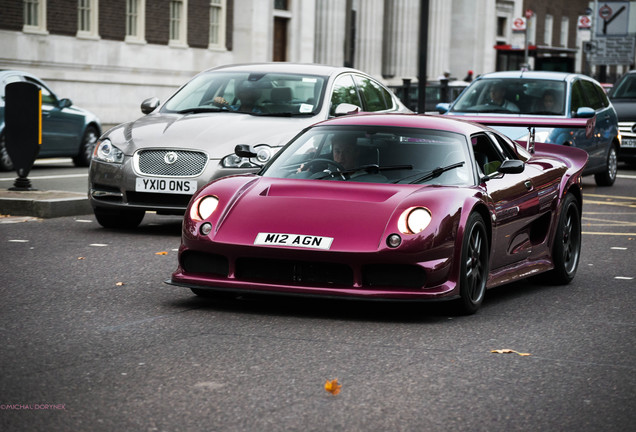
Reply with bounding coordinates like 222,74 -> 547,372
162,71 -> 326,117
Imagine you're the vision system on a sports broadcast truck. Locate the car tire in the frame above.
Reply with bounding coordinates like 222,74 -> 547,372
94,207 -> 145,229
73,126 -> 99,167
0,132 -> 14,172
455,212 -> 489,315
594,144 -> 618,186
546,193 -> 581,284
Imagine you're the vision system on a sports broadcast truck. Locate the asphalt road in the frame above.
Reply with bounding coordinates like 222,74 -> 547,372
1,160 -> 635,432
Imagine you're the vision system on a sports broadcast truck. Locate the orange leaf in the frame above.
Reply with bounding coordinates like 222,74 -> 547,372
155,251 -> 168,255
324,378 -> 342,395
78,257 -> 85,260
491,349 -> 531,356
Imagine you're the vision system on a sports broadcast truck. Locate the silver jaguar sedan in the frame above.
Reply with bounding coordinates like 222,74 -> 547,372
89,63 -> 410,228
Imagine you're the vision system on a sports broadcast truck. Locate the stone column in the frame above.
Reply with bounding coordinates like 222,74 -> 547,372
382,0 -> 419,84
314,0 -> 347,66
354,0 -> 384,78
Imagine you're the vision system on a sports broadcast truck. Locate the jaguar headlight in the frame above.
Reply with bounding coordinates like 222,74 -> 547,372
190,196 -> 219,221
398,207 -> 432,234
221,144 -> 275,168
93,139 -> 124,164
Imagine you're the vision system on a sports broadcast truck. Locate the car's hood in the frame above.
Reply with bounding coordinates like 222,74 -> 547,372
116,113 -> 319,158
211,178 -> 421,252
610,99 -> 636,121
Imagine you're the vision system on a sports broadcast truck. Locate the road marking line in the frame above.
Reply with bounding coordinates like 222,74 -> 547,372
0,173 -> 88,182
582,232 -> 636,236
615,276 -> 634,280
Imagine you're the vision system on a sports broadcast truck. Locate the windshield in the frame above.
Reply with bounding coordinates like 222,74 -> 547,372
263,125 -> 473,186
162,71 -> 326,116
610,74 -> 636,99
451,78 -> 567,115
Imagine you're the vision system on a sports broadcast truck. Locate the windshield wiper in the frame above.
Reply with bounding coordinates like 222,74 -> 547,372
177,107 -> 229,114
314,164 -> 413,180
399,162 -> 465,184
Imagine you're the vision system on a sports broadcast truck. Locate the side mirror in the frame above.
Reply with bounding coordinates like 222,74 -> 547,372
235,144 -> 257,158
58,98 -> 73,108
334,103 -> 361,116
498,159 -> 525,174
435,102 -> 450,114
141,97 -> 160,114
574,107 -> 595,118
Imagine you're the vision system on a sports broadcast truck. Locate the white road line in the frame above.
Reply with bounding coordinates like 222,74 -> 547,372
0,173 -> 88,182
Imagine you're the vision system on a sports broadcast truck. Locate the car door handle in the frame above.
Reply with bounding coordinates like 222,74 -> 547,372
42,111 -> 50,117
524,180 -> 533,190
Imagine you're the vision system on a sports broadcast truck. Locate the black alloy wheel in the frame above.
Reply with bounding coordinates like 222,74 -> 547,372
456,212 -> 489,314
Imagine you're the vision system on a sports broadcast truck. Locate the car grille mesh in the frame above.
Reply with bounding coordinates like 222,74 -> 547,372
136,150 -> 207,176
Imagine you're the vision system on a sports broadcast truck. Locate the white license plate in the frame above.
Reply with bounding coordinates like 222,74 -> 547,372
622,138 -> 636,148
135,177 -> 197,194
254,233 -> 333,250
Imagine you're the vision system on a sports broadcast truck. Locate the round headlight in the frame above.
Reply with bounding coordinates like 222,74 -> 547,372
398,207 -> 432,234
190,196 -> 219,221
255,145 -> 272,163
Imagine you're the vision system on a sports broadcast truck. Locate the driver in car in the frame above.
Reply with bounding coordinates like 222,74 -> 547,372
488,82 -> 520,112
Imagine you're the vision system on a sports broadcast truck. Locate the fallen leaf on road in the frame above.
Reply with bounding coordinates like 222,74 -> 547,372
324,378 -> 342,395
78,257 -> 85,260
491,349 -> 531,356
115,282 -> 125,286
155,251 -> 168,255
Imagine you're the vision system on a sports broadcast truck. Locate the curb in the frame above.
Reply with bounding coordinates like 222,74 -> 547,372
0,190 -> 92,218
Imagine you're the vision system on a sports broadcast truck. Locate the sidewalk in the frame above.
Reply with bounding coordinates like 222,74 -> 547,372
0,189 -> 91,218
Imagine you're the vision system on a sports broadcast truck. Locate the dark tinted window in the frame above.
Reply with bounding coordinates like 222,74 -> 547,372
353,75 -> 390,111
581,80 -> 604,109
609,73 -> 636,99
330,74 -> 361,116
570,80 -> 586,113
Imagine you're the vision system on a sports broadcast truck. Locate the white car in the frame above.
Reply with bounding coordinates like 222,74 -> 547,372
89,63 -> 410,228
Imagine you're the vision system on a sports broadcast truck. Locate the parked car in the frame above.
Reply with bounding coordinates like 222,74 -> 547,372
390,79 -> 469,113
437,71 -> 620,186
608,70 -> 636,165
168,113 -> 588,314
0,70 -> 101,171
89,63 -> 410,228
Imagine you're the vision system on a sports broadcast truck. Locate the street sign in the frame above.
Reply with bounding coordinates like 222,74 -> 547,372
512,17 -> 526,32
578,15 -> 591,29
595,1 -> 630,36
587,35 -> 636,65
525,9 -> 533,19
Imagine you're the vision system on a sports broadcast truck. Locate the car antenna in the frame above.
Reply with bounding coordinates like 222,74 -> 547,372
526,126 -> 535,154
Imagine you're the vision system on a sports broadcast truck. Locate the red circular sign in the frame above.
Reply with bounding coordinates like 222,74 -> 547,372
513,18 -> 525,31
525,9 -> 533,19
599,5 -> 612,20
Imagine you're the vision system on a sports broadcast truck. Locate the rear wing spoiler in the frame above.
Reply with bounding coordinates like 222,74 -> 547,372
455,115 -> 595,154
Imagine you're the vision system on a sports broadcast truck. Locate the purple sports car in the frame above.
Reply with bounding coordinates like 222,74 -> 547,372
169,114 -> 589,314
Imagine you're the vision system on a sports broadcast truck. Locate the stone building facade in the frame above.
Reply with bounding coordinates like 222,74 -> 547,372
1,0 -> 627,128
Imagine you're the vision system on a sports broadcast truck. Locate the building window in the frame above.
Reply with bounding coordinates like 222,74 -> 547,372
125,0 -> 146,43
169,0 -> 188,47
274,0 -> 289,10
560,16 -> 569,47
23,0 -> 48,34
544,14 -> 553,46
496,17 -> 506,38
77,0 -> 99,39
273,3 -> 291,61
209,0 -> 226,49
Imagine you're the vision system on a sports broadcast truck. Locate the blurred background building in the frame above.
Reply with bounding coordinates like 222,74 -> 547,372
1,0 -> 634,128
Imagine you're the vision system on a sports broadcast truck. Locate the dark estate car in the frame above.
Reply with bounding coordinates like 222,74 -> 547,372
437,71 -> 620,186
608,70 -> 636,164
89,63 -> 410,229
0,70 -> 101,171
